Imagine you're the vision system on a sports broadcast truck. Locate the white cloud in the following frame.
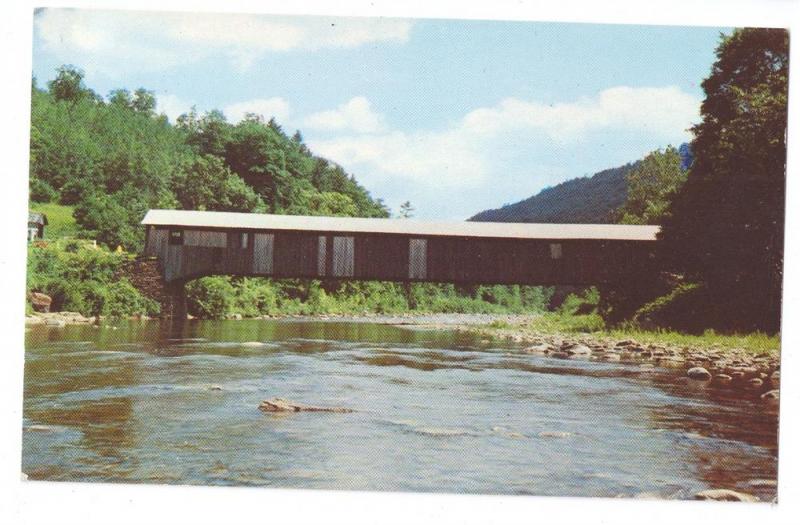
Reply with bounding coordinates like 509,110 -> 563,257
34,9 -> 413,74
223,97 -> 291,124
305,86 -> 700,189
303,97 -> 386,133
311,129 -> 487,187
461,86 -> 700,142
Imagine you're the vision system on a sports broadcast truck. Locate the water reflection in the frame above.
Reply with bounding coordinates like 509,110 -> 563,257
22,320 -> 778,499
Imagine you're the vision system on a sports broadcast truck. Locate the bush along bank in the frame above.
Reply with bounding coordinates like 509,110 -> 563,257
26,239 -> 160,321
184,277 -> 556,319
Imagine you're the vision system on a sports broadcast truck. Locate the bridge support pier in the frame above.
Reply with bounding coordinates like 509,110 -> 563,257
162,281 -> 187,320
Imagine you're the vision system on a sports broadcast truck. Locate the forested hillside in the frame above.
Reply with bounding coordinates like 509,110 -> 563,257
470,164 -> 635,223
471,143 -> 693,225
27,66 -> 553,319
29,66 -> 388,252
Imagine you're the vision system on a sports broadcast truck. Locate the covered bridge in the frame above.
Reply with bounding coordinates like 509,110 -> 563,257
142,209 -> 659,288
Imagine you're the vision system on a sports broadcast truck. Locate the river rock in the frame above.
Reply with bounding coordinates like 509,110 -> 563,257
44,318 -> 66,327
771,370 -> 780,382
715,374 -> 733,383
523,344 -> 551,355
687,367 -> 712,380
747,378 -> 764,387
747,479 -> 778,488
538,431 -> 572,438
761,389 -> 779,400
259,398 -> 354,413
564,344 -> 592,356
604,353 -> 621,361
694,489 -> 759,502
29,292 -> 52,313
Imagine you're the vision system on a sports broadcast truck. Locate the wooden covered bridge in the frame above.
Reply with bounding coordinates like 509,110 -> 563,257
140,209 -> 659,317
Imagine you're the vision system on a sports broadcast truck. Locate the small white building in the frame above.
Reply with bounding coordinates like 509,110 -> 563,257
28,212 -> 47,242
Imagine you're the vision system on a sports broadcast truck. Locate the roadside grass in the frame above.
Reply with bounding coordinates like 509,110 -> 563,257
30,203 -> 78,239
485,312 -> 780,355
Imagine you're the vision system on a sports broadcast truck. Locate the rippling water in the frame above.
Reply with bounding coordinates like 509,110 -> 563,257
22,320 -> 779,499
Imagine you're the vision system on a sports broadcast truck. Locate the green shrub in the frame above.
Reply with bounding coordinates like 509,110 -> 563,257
632,282 -> 713,333
26,241 -> 128,315
186,276 -> 236,319
30,177 -> 58,203
103,279 -> 160,318
232,278 -> 279,316
559,287 -> 600,315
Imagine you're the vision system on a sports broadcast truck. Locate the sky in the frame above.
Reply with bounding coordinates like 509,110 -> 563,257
31,8 -> 728,220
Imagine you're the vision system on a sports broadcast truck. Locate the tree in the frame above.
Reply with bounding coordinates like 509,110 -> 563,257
615,146 -> 686,225
72,191 -> 143,250
398,201 -> 415,219
108,89 -> 133,108
659,28 -> 789,332
47,65 -> 97,103
131,88 -> 157,115
172,155 -> 265,213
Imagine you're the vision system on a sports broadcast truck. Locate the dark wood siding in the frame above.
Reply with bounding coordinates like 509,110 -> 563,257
273,232 -> 319,278
145,226 -> 656,285
354,235 -> 408,281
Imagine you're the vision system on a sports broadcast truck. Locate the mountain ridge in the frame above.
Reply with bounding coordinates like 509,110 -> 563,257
469,162 -> 638,224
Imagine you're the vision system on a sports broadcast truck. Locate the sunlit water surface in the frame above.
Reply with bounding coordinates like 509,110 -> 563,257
22,320 -> 779,499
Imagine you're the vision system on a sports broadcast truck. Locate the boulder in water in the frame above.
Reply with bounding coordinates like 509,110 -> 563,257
694,489 -> 759,502
687,367 -> 712,380
761,389 -> 779,400
538,431 -> 572,438
523,344 -> 551,355
259,398 -> 354,413
564,344 -> 592,356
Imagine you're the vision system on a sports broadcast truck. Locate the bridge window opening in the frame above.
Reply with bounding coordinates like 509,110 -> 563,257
550,243 -> 563,260
332,236 -> 355,277
252,233 -> 275,274
184,230 -> 228,248
240,232 -> 249,249
409,238 -> 427,279
168,229 -> 183,245
318,236 -> 327,276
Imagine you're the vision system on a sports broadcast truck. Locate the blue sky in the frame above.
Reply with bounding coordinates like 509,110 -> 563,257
32,8 -> 728,220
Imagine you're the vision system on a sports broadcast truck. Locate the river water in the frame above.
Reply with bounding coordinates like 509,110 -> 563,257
22,320 -> 779,499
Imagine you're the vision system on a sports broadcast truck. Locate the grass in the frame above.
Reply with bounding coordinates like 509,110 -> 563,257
30,203 -> 78,240
603,327 -> 780,355
480,312 -> 780,355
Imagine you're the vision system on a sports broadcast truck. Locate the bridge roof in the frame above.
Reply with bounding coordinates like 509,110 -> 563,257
142,209 -> 659,241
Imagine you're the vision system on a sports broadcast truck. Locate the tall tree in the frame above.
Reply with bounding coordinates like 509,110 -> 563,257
660,28 -> 789,332
616,146 -> 686,225
47,65 -> 98,103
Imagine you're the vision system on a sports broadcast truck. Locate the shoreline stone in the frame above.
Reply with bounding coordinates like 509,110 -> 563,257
687,367 -> 712,380
694,489 -> 759,502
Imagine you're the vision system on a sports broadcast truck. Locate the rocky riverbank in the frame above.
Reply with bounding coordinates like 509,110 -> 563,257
450,322 -> 780,400
25,311 -> 155,327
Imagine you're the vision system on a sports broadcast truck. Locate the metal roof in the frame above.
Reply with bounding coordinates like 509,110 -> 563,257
142,209 -> 659,241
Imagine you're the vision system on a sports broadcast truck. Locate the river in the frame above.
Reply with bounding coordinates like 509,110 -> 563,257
22,319 -> 779,499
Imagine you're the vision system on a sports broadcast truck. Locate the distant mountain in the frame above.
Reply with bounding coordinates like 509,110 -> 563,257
470,162 -> 637,224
